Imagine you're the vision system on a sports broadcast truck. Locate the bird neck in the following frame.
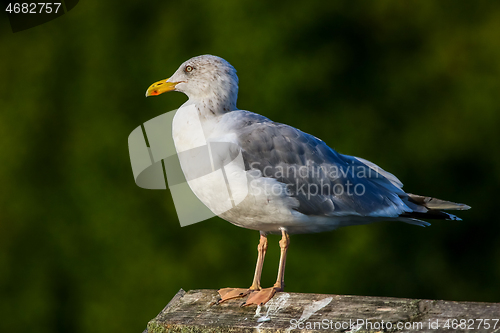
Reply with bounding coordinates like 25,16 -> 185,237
186,84 -> 238,119
177,96 -> 234,141
200,98 -> 235,116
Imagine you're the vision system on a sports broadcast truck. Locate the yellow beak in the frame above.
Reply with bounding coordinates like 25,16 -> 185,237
145,78 -> 179,97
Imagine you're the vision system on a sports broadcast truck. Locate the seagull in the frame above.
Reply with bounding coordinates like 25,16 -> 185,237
145,55 -> 470,306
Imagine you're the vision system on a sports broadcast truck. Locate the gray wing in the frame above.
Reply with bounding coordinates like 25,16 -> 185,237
222,110 -> 414,218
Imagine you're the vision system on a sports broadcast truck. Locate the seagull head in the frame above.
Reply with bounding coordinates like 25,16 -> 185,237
146,55 -> 239,114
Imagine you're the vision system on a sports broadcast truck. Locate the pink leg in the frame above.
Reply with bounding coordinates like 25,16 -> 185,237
243,228 -> 290,306
217,232 -> 268,303
273,228 -> 290,291
250,232 -> 268,290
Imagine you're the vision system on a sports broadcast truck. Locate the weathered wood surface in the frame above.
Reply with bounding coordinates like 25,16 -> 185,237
144,289 -> 500,333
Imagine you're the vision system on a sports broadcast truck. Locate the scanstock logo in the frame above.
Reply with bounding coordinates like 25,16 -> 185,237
128,105 -> 248,227
4,0 -> 79,33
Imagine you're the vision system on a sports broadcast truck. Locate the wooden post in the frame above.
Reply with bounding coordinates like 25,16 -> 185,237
144,289 -> 500,333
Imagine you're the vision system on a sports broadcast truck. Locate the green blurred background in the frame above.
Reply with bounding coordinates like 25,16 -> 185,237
1,1 -> 499,332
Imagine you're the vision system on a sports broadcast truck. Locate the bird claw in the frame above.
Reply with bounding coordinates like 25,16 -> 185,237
241,287 -> 279,307
214,288 -> 251,305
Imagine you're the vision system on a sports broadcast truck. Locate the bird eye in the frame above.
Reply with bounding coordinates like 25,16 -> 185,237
185,65 -> 194,72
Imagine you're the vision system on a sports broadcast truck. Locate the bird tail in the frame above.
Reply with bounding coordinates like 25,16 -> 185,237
406,193 -> 471,211
399,193 -> 471,225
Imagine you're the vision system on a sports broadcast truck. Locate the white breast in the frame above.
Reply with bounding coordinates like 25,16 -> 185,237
172,104 -> 247,216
